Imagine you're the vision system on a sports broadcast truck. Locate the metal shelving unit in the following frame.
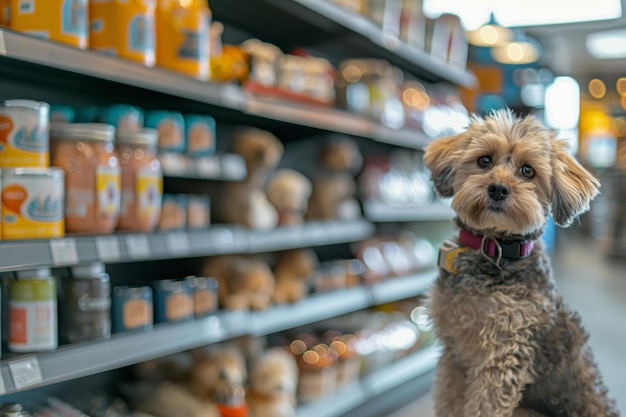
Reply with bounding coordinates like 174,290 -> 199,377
0,270 -> 436,394
363,200 -> 455,223
0,220 -> 374,272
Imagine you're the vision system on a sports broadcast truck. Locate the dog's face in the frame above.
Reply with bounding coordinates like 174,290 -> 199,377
424,110 -> 599,236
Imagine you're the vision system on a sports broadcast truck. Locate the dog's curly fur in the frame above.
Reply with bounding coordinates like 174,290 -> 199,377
423,110 -> 619,417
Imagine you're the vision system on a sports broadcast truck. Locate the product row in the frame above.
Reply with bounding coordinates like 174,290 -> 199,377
5,298 -> 434,417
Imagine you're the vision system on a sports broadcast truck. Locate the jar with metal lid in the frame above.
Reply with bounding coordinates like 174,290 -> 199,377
8,268 -> 57,352
0,99 -> 50,168
62,262 -> 111,343
50,123 -> 121,234
116,128 -> 163,232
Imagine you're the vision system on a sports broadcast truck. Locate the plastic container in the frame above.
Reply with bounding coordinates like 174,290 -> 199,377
0,100 -> 50,168
8,268 -> 57,352
1,168 -> 64,240
116,129 -> 163,232
145,110 -> 185,152
63,262 -> 111,343
112,285 -> 153,333
155,0 -> 210,80
10,0 -> 88,49
50,123 -> 121,234
184,114 -> 216,156
153,279 -> 193,323
89,0 -> 156,66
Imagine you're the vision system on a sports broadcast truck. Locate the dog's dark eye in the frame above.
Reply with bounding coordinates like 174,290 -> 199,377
477,156 -> 492,168
520,165 -> 535,178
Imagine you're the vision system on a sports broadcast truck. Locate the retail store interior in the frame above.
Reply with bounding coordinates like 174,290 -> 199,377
0,0 -> 624,416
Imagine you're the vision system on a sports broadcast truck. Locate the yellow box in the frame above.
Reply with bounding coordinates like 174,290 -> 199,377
10,0 -> 88,49
90,0 -> 156,67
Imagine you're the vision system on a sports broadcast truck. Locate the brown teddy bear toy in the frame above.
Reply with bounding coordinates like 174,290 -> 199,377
266,169 -> 312,226
202,255 -> 275,311
272,249 -> 318,305
213,128 -> 284,230
306,138 -> 363,220
247,348 -> 299,417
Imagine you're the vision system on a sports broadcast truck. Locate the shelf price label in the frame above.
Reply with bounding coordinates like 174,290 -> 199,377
95,236 -> 121,262
9,358 -> 43,390
196,156 -> 221,178
125,234 -> 151,259
166,232 -> 190,256
49,239 -> 79,266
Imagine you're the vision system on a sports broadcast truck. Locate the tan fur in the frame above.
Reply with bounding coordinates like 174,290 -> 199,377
247,348 -> 299,417
424,110 -> 616,417
272,249 -> 318,304
266,169 -> 312,226
189,349 -> 247,404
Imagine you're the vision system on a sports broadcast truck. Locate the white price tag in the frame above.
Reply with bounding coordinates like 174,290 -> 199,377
221,155 -> 246,180
166,232 -> 190,256
49,239 -> 79,266
9,358 -> 43,390
125,234 -> 151,259
196,156 -> 221,178
95,236 -> 121,262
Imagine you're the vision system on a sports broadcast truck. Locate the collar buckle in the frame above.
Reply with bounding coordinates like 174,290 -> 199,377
481,236 -> 503,269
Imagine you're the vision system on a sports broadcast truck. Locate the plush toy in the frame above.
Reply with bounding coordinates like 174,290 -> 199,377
266,169 -> 312,226
190,348 -> 249,417
134,381 -> 221,417
247,348 -> 298,417
272,249 -> 318,305
213,128 -> 283,230
306,138 -> 363,220
202,255 -> 275,311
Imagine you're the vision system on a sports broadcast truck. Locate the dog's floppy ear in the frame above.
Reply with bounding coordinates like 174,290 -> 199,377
550,140 -> 600,227
423,134 -> 466,197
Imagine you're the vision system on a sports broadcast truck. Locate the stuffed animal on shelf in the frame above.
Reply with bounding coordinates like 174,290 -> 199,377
306,138 -> 363,220
134,381 -> 221,417
266,169 -> 313,226
213,128 -> 283,230
272,249 -> 318,305
247,348 -> 299,417
202,255 -> 275,311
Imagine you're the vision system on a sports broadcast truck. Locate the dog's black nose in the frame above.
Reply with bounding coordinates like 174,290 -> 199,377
488,183 -> 510,201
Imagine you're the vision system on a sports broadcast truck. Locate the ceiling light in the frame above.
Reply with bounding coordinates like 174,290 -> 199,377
467,14 -> 513,46
490,30 -> 541,65
586,29 -> 626,59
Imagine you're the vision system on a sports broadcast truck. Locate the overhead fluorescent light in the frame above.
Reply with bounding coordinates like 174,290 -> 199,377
423,0 -> 622,30
586,29 -> 626,59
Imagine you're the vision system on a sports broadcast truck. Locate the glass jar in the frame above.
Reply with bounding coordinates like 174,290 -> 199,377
116,128 -> 163,232
50,123 -> 121,234
63,262 -> 111,343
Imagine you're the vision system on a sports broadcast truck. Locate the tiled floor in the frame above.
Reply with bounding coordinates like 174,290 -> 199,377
390,234 -> 626,417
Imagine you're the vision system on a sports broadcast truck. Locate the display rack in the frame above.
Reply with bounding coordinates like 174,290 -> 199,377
363,200 -> 455,223
0,270 -> 436,395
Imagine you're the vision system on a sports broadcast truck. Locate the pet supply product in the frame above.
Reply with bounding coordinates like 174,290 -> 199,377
186,194 -> 210,229
62,262 -> 111,343
112,285 -> 153,332
8,268 -> 57,352
89,0 -> 156,66
99,105 -> 144,133
0,100 -> 50,168
1,168 -> 64,240
50,104 -> 76,123
116,128 -> 163,232
153,279 -> 193,323
184,114 -> 215,156
145,110 -> 185,152
50,123 -> 122,234
296,344 -> 338,403
158,194 -> 187,231
9,0 -> 88,48
185,276 -> 218,318
155,0 -> 210,80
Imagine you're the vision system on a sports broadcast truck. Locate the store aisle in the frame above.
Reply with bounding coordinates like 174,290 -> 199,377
390,235 -> 626,417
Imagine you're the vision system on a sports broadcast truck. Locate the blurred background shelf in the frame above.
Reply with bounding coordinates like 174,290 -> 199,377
363,201 -> 455,222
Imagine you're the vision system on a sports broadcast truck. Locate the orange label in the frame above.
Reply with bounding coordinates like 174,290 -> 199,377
0,115 -> 13,144
194,290 -> 216,316
166,292 -> 192,321
2,184 -> 27,214
123,298 -> 152,329
9,306 -> 27,344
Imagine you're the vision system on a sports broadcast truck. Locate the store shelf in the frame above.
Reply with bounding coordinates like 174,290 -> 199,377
0,270 -> 435,395
363,200 -> 455,222
0,220 -> 374,272
161,154 -> 247,181
295,345 -> 440,417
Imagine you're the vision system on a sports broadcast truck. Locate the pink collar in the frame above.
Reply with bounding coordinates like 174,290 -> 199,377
459,229 -> 534,264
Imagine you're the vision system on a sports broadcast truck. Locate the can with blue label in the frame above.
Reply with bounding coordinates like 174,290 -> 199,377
112,285 -> 153,333
0,100 -> 50,168
153,279 -> 193,324
185,276 -> 218,318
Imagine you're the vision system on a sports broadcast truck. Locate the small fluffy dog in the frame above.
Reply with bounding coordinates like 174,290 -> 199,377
423,110 -> 619,417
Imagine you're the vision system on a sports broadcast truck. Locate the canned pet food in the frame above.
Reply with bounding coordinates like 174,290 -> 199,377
112,285 -> 153,333
153,279 -> 193,323
50,123 -> 121,234
145,110 -> 185,152
0,100 -> 50,168
186,276 -> 218,318
100,105 -> 144,133
1,168 -> 64,240
159,194 -> 186,231
116,129 -> 163,232
50,104 -> 75,123
156,0 -> 210,80
184,114 -> 216,156
187,194 -> 210,229
89,0 -> 156,66
10,0 -> 89,49
8,268 -> 57,352
63,262 -> 111,343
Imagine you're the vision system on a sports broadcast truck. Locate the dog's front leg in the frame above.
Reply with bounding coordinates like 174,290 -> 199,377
434,349 -> 466,417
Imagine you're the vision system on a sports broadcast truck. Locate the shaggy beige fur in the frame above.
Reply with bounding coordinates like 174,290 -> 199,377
424,110 -> 618,417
